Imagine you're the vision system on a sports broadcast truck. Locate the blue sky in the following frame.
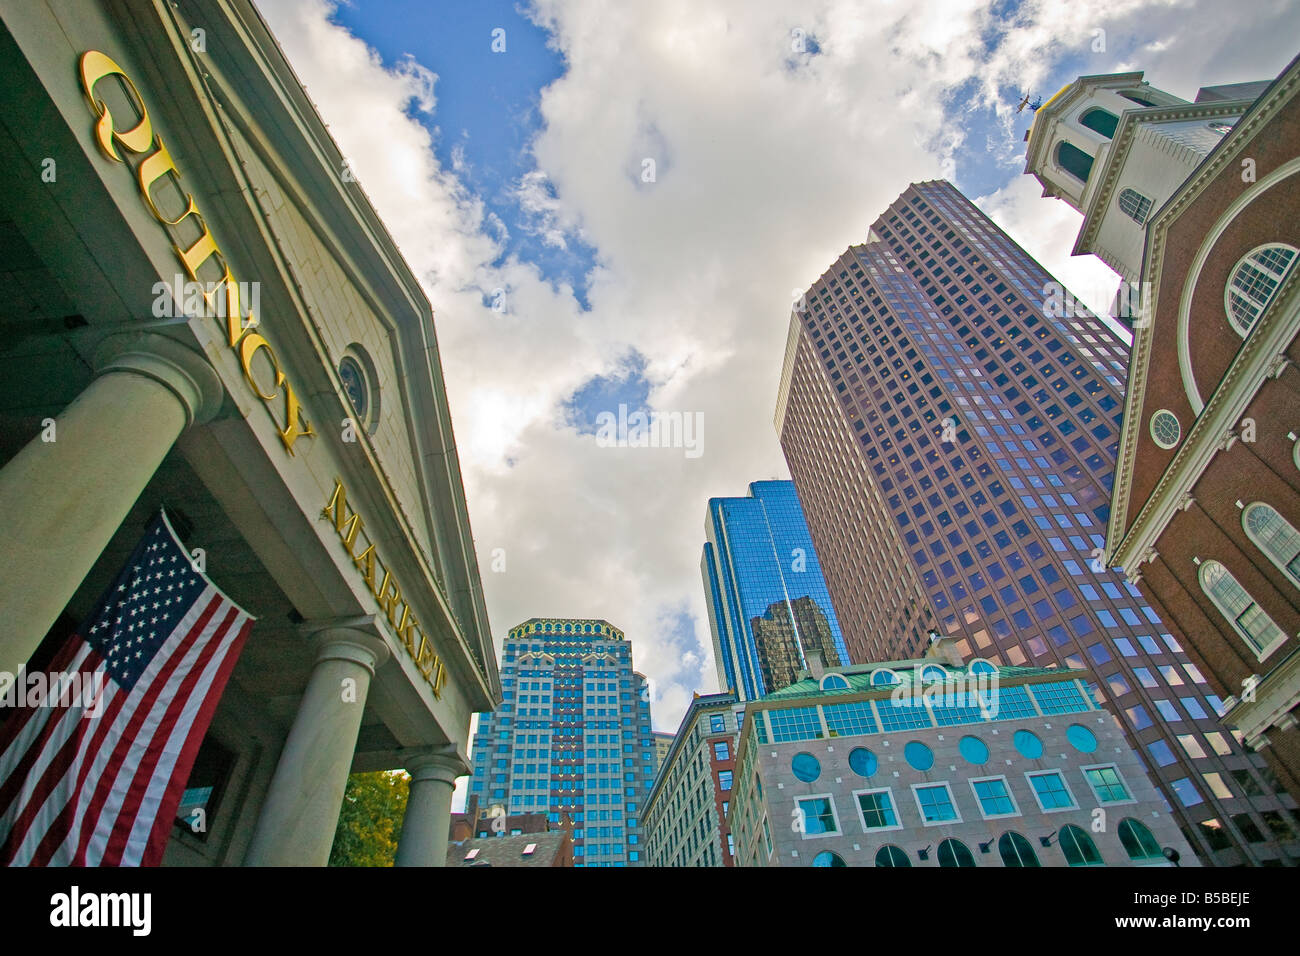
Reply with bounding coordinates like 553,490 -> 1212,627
333,1 -> 599,307
260,0 -> 1300,744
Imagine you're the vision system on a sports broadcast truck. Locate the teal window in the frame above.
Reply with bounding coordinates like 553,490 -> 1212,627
988,685 -> 1036,720
797,797 -> 838,835
878,700 -> 933,732
904,741 -> 934,771
1029,772 -> 1075,810
1066,724 -> 1098,753
937,838 -> 976,867
1059,824 -> 1103,866
848,747 -> 878,778
820,673 -> 850,691
998,831 -> 1040,867
812,850 -> 847,867
971,777 -> 1017,817
1084,765 -> 1131,803
958,735 -> 989,765
856,790 -> 899,830
1013,730 -> 1044,760
768,706 -> 823,742
791,753 -> 821,783
870,668 -> 900,686
875,844 -> 911,867
824,701 -> 878,737
1031,681 -> 1089,715
1118,818 -> 1163,861
915,784 -> 958,823
1080,108 -> 1119,138
1056,141 -> 1094,183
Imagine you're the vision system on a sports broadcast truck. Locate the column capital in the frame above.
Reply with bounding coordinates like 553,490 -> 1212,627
93,332 -> 224,427
300,615 -> 391,674
403,744 -> 468,783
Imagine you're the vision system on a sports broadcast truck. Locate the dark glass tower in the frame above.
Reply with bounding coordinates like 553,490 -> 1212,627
702,480 -> 848,700
467,618 -> 656,867
774,180 -> 1294,865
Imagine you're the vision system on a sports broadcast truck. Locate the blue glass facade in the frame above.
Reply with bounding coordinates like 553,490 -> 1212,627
702,481 -> 848,699
467,618 -> 656,866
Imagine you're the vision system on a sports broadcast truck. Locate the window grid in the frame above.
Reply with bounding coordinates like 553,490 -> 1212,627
823,701 -> 879,737
1030,680 -> 1090,715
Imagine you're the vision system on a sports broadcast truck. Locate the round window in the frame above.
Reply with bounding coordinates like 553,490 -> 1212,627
820,673 -> 850,691
812,851 -> 847,867
848,747 -> 878,777
1149,409 -> 1181,449
958,735 -> 989,764
904,741 -> 934,772
1013,730 -> 1044,760
338,355 -> 368,422
1066,724 -> 1098,754
871,668 -> 899,687
791,752 -> 821,783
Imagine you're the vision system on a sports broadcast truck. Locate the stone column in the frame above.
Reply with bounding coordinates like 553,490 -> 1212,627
395,746 -> 467,867
0,333 -> 222,675
244,621 -> 390,866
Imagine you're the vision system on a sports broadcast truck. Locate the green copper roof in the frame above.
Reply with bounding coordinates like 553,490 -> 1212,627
759,660 -> 1084,703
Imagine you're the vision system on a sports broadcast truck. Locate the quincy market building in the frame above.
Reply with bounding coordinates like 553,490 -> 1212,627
0,0 -> 500,864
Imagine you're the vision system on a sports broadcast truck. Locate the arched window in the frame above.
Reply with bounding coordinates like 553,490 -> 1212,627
871,668 -> 899,687
820,673 -> 850,691
1120,90 -> 1157,107
1056,141 -> 1094,183
812,850 -> 847,867
1080,108 -> 1119,138
1198,560 -> 1287,659
874,844 -> 911,867
1058,824 -> 1104,866
1243,502 -> 1300,586
1118,188 -> 1153,225
1224,244 -> 1298,337
1118,818 -> 1164,862
937,838 -> 977,867
998,831 -> 1041,867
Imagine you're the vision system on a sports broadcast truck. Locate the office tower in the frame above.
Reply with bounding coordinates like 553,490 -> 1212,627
467,618 -> 657,867
1026,59 -> 1300,809
643,693 -> 740,867
727,644 -> 1199,867
652,732 -> 675,774
774,179 -> 1297,864
702,480 -> 849,699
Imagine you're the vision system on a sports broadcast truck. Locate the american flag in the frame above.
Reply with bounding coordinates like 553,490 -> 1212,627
0,510 -> 253,866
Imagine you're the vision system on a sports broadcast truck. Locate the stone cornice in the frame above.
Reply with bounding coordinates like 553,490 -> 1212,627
1225,647 -> 1300,747
1107,57 -> 1300,571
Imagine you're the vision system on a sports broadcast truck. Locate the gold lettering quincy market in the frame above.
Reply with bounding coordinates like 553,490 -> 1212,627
78,51 -> 315,454
322,479 -> 448,698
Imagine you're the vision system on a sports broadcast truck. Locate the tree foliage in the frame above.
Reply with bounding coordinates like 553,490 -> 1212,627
329,770 -> 410,867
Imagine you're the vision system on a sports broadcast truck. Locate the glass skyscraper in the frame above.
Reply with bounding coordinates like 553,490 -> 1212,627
467,618 -> 657,867
773,180 -> 1297,865
702,480 -> 848,700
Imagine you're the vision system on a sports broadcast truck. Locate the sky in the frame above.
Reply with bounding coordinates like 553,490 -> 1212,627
251,0 -> 1300,755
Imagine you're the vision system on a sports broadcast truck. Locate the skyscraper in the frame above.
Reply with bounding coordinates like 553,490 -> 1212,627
774,179 -> 1295,865
702,480 -> 849,700
467,618 -> 657,867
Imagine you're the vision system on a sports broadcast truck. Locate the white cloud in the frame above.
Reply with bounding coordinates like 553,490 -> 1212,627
252,0 -> 1300,755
